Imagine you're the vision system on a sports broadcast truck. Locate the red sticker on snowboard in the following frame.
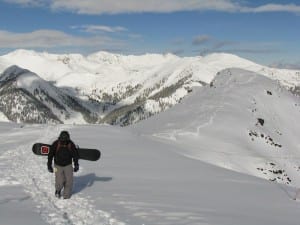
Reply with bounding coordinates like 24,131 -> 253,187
41,146 -> 50,154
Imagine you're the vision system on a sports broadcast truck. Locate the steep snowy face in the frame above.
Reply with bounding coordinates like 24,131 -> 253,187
134,68 -> 300,186
0,65 -> 96,124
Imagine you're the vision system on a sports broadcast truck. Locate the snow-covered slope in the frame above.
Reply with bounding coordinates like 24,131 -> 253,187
134,68 -> 300,186
0,65 -> 96,124
1,121 -> 300,225
0,67 -> 300,225
0,112 -> 9,122
2,51 -> 300,225
0,50 -> 299,125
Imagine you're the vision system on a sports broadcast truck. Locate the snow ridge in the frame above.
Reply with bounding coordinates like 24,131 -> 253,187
134,68 -> 300,186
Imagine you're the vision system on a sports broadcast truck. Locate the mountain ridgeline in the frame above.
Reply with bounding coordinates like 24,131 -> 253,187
133,68 -> 300,185
0,66 -> 96,124
0,65 -> 195,124
0,50 -> 299,125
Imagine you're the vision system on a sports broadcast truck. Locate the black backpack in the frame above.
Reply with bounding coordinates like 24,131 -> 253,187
55,141 -> 72,166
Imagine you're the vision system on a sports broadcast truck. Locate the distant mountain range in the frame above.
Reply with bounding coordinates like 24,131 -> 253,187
0,49 -> 299,125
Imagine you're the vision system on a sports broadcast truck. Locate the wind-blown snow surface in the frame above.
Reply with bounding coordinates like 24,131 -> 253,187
1,68 -> 300,225
1,122 -> 300,225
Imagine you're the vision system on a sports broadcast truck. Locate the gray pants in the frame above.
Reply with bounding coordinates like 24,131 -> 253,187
55,164 -> 73,199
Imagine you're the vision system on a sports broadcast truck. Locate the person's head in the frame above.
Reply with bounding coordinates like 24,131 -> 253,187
59,130 -> 70,141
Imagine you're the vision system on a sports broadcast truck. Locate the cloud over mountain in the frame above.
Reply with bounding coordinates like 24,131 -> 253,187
3,0 -> 300,14
0,29 -> 124,49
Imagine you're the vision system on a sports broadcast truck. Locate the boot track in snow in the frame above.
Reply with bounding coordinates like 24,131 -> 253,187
0,125 -> 125,225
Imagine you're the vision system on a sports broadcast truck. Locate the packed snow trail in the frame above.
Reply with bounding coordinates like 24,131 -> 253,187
0,124 -> 125,225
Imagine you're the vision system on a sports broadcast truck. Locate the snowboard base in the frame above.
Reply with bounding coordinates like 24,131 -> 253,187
32,143 -> 101,161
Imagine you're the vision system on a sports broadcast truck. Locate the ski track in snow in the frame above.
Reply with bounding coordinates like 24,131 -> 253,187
0,125 -> 125,225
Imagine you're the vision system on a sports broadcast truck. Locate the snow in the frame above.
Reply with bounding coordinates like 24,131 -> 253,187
1,120 -> 300,225
134,68 -> 300,185
0,112 -> 9,122
0,68 -> 300,224
1,49 -> 300,125
1,51 -> 300,224
1,49 -> 299,101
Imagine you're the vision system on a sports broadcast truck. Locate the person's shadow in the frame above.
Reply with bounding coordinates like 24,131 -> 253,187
73,173 -> 112,194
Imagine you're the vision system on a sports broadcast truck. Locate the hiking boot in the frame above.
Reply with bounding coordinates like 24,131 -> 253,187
55,190 -> 61,198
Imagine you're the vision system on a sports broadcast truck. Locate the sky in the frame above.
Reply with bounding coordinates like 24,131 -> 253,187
0,0 -> 299,67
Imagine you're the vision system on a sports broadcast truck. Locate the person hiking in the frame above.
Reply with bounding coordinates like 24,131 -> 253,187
47,131 -> 79,199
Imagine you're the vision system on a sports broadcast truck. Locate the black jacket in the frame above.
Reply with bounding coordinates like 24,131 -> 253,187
48,140 -> 79,167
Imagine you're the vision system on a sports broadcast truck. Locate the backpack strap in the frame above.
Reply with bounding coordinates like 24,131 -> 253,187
56,141 -> 61,153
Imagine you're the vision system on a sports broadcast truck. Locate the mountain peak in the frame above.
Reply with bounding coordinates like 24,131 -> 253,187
0,65 -> 30,82
5,49 -> 40,57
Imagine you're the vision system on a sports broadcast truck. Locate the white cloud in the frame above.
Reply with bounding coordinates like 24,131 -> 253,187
71,25 -> 127,33
243,4 -> 300,13
0,29 -> 124,48
48,0 -> 300,14
3,0 -> 300,14
2,0 -> 44,6
49,0 -> 240,14
2,0 -> 241,14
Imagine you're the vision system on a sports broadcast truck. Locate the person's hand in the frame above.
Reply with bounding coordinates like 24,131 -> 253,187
48,165 -> 54,173
74,164 -> 79,172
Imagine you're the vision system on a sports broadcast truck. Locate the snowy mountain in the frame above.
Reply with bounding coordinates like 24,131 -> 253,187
0,65 -> 96,124
1,59 -> 300,224
0,49 -> 300,125
133,68 -> 300,186
0,74 -> 300,225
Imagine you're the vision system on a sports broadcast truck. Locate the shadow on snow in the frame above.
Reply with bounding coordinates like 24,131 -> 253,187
73,173 -> 112,194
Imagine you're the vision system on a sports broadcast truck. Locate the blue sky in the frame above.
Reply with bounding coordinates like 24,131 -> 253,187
0,0 -> 299,67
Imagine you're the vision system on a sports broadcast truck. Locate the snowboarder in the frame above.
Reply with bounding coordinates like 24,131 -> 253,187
47,131 -> 79,199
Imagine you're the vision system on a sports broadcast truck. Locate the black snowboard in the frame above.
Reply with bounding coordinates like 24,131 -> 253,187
32,143 -> 101,161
